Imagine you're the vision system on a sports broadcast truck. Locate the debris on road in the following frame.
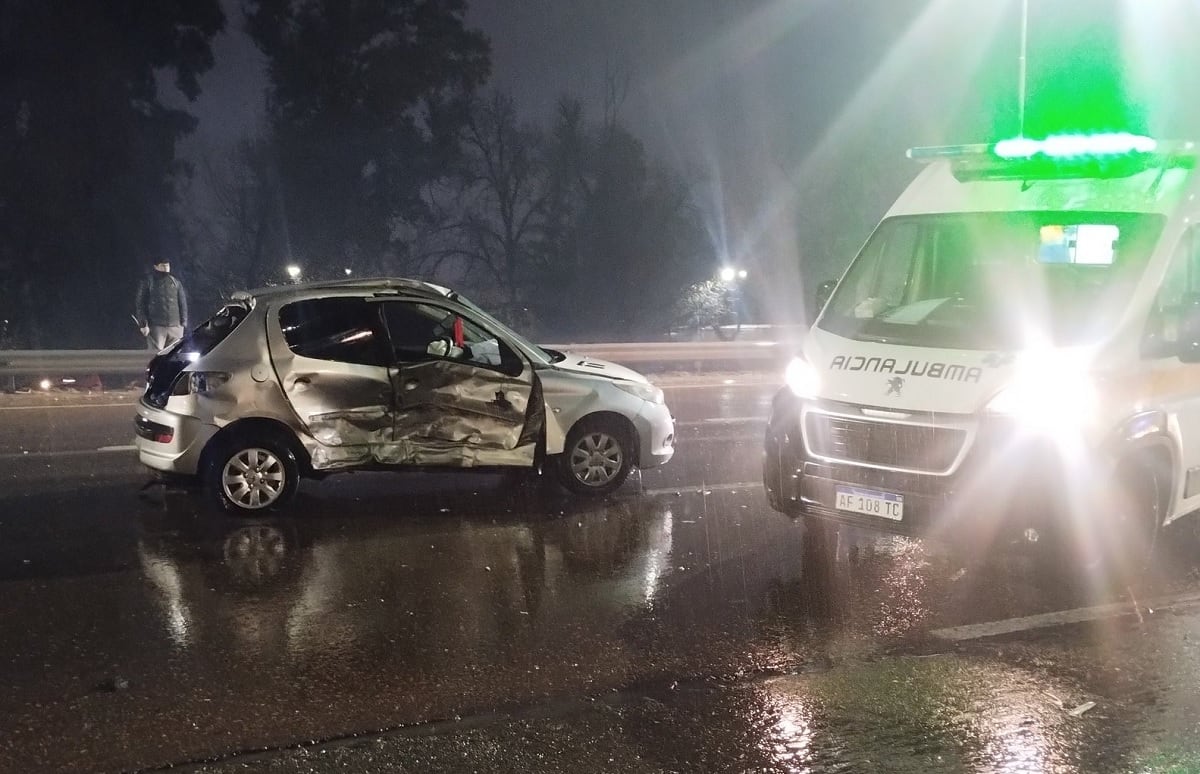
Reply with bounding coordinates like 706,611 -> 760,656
1067,701 -> 1096,717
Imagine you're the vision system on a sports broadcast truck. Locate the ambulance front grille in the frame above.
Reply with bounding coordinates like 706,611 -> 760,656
804,414 -> 965,474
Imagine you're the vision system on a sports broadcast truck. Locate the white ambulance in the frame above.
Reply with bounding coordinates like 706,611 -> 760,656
764,133 -> 1200,559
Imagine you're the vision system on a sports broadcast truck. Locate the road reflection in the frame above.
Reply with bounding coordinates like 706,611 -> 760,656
4,475 -> 1200,772
136,484 -> 676,671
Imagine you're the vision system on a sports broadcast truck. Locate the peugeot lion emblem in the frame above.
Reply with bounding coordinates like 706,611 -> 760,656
886,377 -> 904,397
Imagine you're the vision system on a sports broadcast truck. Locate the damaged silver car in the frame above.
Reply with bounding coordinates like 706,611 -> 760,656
134,278 -> 675,512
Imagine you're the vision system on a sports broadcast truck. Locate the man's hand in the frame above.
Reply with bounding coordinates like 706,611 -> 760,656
139,326 -> 149,338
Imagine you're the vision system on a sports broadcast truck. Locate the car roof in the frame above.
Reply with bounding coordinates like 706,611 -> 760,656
230,277 -> 454,303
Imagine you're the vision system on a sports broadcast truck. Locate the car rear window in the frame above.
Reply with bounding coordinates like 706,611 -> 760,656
143,303 -> 249,408
278,297 -> 387,367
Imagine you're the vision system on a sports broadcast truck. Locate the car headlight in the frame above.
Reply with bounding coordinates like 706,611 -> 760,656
985,360 -> 1096,431
613,380 -> 665,404
784,356 -> 820,399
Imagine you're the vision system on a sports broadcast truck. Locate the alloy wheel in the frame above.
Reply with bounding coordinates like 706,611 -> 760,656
221,448 -> 288,510
569,432 -> 624,487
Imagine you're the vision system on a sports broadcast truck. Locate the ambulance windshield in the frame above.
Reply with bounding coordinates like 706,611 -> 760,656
818,211 -> 1165,349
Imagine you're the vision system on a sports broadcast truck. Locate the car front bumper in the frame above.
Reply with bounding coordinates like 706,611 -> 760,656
134,401 -> 218,476
635,400 -> 675,469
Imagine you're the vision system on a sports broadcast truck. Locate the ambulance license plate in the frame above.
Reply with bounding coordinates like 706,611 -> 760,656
835,486 -> 904,521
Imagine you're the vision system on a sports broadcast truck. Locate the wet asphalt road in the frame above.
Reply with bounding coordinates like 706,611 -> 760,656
3,378 -> 1200,772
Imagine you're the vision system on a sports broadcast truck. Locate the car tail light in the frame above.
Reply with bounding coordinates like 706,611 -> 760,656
188,371 -> 231,394
135,416 -> 174,444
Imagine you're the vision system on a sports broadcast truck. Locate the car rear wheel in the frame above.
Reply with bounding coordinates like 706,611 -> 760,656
207,437 -> 300,513
556,418 -> 633,496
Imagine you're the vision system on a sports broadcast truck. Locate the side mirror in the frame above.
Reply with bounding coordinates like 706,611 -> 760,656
1178,296 -> 1200,363
811,280 -> 837,323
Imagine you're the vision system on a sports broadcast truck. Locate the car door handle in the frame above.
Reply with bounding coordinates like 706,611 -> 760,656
294,376 -> 312,386
404,379 -> 420,390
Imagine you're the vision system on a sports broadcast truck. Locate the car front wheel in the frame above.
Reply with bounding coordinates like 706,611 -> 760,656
207,437 -> 300,513
555,418 -> 634,496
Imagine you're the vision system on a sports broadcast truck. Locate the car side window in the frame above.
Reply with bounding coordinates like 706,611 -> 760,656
278,298 -> 388,367
1143,228 -> 1200,359
380,301 -> 522,375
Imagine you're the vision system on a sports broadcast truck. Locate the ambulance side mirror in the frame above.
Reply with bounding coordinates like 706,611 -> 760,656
811,280 -> 837,324
1178,296 -> 1200,364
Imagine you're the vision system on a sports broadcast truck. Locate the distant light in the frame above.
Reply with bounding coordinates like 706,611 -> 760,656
993,132 -> 1157,160
737,269 -> 748,279
286,264 -> 302,280
185,351 -> 200,363
61,377 -> 76,385
39,379 -> 51,390
719,267 -> 737,282
344,268 -> 353,276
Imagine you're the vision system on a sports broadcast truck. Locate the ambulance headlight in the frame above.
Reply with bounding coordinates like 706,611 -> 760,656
785,357 -> 820,400
985,363 -> 1097,431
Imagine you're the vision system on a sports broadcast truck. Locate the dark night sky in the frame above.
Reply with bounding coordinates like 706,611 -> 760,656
173,0 -> 1200,290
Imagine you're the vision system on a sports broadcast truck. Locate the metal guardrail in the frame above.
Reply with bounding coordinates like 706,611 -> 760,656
0,340 -> 796,379
0,350 -> 153,377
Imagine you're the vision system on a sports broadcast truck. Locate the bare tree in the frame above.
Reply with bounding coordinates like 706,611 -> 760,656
182,136 -> 287,309
418,91 -> 548,326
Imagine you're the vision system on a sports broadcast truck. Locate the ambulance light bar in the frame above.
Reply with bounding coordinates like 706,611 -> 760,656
906,133 -> 1196,181
908,133 -> 1175,161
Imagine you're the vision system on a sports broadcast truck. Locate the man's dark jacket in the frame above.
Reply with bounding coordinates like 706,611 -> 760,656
136,271 -> 188,328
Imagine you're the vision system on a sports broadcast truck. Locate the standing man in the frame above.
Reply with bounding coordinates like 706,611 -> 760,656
135,259 -> 188,350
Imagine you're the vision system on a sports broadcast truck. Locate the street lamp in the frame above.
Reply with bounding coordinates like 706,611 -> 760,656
1018,0 -> 1029,137
343,268 -> 353,276
286,264 -> 302,282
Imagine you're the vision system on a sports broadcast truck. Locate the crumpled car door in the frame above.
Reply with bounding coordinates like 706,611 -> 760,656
383,349 -> 542,468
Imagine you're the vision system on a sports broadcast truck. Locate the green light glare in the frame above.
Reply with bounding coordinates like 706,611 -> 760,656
1019,1 -> 1148,138
993,132 -> 1157,159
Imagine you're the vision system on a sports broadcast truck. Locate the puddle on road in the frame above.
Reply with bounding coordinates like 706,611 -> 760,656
607,655 -> 1123,774
6,478 -> 1200,772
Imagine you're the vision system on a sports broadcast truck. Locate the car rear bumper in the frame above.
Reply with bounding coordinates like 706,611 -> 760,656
134,401 -> 217,476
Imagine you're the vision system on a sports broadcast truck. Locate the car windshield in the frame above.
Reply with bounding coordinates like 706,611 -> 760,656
448,292 -> 560,364
818,211 -> 1166,350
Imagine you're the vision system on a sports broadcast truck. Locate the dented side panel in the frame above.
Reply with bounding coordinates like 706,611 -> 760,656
281,362 -> 396,470
266,303 -> 397,470
385,359 -> 536,467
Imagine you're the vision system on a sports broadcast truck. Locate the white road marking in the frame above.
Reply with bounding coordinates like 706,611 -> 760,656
0,445 -> 138,461
675,416 -> 766,427
659,381 -> 777,390
642,481 -> 762,497
930,590 -> 1200,642
672,434 -> 761,444
0,402 -> 134,411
